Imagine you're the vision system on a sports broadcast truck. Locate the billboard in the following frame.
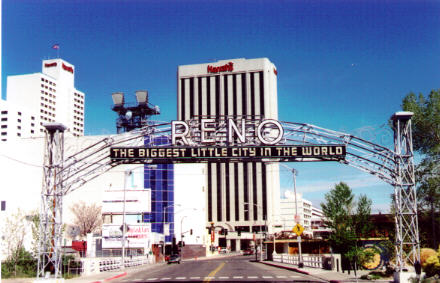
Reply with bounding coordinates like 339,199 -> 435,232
102,223 -> 152,249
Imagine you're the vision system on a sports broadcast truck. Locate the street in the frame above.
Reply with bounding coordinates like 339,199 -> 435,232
111,255 -> 326,282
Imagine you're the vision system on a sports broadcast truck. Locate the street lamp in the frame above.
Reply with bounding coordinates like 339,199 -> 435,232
278,164 -> 303,268
163,204 -> 181,257
177,208 -> 197,261
244,202 -> 266,262
180,216 -> 187,260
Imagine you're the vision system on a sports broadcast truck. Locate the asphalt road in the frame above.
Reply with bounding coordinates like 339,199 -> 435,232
112,255 -> 327,282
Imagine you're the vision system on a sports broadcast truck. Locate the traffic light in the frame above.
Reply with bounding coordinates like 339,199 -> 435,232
237,230 -> 241,236
224,229 -> 228,236
190,229 -> 193,235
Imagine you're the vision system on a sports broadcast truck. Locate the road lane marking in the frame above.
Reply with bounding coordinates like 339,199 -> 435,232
218,276 -> 229,279
263,275 -> 273,278
176,277 -> 186,280
161,278 -> 171,280
233,276 -> 243,279
147,278 -> 157,281
190,277 -> 201,279
247,276 -> 258,279
203,262 -> 225,283
277,275 -> 287,278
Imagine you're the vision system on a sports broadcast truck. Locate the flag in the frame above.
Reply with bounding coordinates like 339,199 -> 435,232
52,44 -> 60,50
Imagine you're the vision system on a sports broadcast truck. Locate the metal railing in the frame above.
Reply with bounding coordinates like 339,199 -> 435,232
273,253 -> 325,269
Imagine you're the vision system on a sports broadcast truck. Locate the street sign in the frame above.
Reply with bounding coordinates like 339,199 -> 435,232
292,223 -> 304,236
294,214 -> 301,223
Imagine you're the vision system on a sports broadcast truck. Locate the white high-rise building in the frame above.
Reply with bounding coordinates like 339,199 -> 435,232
279,191 -> 313,236
177,58 -> 281,251
1,58 -> 85,142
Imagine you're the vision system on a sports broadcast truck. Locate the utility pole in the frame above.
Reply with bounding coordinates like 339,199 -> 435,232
292,168 -> 303,268
279,163 -> 303,268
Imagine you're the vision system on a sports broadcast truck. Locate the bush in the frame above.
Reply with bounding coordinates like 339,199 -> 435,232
424,255 -> 440,277
1,248 -> 37,278
422,246 -> 440,278
422,248 -> 438,266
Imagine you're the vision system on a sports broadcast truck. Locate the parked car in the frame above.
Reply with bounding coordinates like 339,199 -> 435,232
167,254 -> 181,264
219,248 -> 228,253
243,249 -> 254,255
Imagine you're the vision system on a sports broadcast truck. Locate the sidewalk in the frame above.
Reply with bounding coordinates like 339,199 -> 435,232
260,260 -> 393,283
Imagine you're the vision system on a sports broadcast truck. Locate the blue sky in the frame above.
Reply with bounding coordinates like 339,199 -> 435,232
2,0 -> 439,213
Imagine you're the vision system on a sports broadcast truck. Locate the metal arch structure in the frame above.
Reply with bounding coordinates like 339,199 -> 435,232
39,114 -> 419,278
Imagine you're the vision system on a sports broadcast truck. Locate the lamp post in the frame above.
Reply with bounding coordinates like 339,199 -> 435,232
180,215 -> 187,260
163,204 -> 181,257
244,202 -> 266,262
292,168 -> 303,268
121,170 -> 131,269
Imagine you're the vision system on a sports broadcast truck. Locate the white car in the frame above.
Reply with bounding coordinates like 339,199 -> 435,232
219,248 -> 228,253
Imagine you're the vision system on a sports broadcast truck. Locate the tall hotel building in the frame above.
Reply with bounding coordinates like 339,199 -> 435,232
1,58 -> 85,141
177,58 -> 281,245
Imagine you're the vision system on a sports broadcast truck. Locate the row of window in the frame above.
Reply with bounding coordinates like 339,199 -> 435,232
73,121 -> 84,128
73,128 -> 84,135
40,115 -> 55,123
74,116 -> 84,122
40,109 -> 55,118
41,90 -> 57,99
1,111 -> 23,116
41,84 -> 56,93
41,103 -> 56,111
74,92 -> 84,99
74,98 -> 84,105
41,77 -> 56,87
73,109 -> 83,116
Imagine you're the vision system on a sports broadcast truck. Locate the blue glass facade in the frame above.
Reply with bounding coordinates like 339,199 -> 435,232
142,136 -> 174,243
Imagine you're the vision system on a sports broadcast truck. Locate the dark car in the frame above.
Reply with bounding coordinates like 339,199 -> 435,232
167,254 -> 181,264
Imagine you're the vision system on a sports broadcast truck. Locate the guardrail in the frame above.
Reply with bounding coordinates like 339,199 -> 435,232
81,255 -> 153,275
273,253 -> 325,269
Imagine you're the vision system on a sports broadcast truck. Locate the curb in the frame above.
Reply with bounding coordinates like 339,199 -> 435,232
259,261 -> 311,275
90,272 -> 127,283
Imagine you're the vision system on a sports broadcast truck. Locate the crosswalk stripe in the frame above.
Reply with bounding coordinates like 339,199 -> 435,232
147,278 -> 157,281
233,276 -> 243,279
263,275 -> 273,278
247,276 -> 258,279
277,275 -> 287,278
218,276 -> 229,279
176,277 -> 186,280
190,277 -> 200,279
161,278 -> 171,280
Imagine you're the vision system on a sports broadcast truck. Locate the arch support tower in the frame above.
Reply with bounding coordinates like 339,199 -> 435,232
392,112 -> 420,273
37,123 -> 66,279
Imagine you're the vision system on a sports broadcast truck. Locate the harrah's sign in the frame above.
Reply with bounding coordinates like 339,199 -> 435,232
207,62 -> 234,74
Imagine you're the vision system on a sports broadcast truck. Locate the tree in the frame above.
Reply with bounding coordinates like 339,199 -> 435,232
70,202 -> 102,238
401,89 -> 440,249
1,209 -> 29,276
321,182 -> 373,269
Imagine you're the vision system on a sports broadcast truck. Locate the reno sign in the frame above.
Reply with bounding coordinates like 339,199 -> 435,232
110,118 -> 347,163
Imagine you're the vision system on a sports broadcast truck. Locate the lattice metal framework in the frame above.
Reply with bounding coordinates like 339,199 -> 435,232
37,123 -> 66,278
391,112 -> 420,271
40,115 -> 419,277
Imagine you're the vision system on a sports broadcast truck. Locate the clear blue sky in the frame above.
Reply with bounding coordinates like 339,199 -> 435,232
2,0 -> 439,213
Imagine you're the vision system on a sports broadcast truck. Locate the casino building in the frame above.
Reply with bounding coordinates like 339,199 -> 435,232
177,58 -> 281,250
